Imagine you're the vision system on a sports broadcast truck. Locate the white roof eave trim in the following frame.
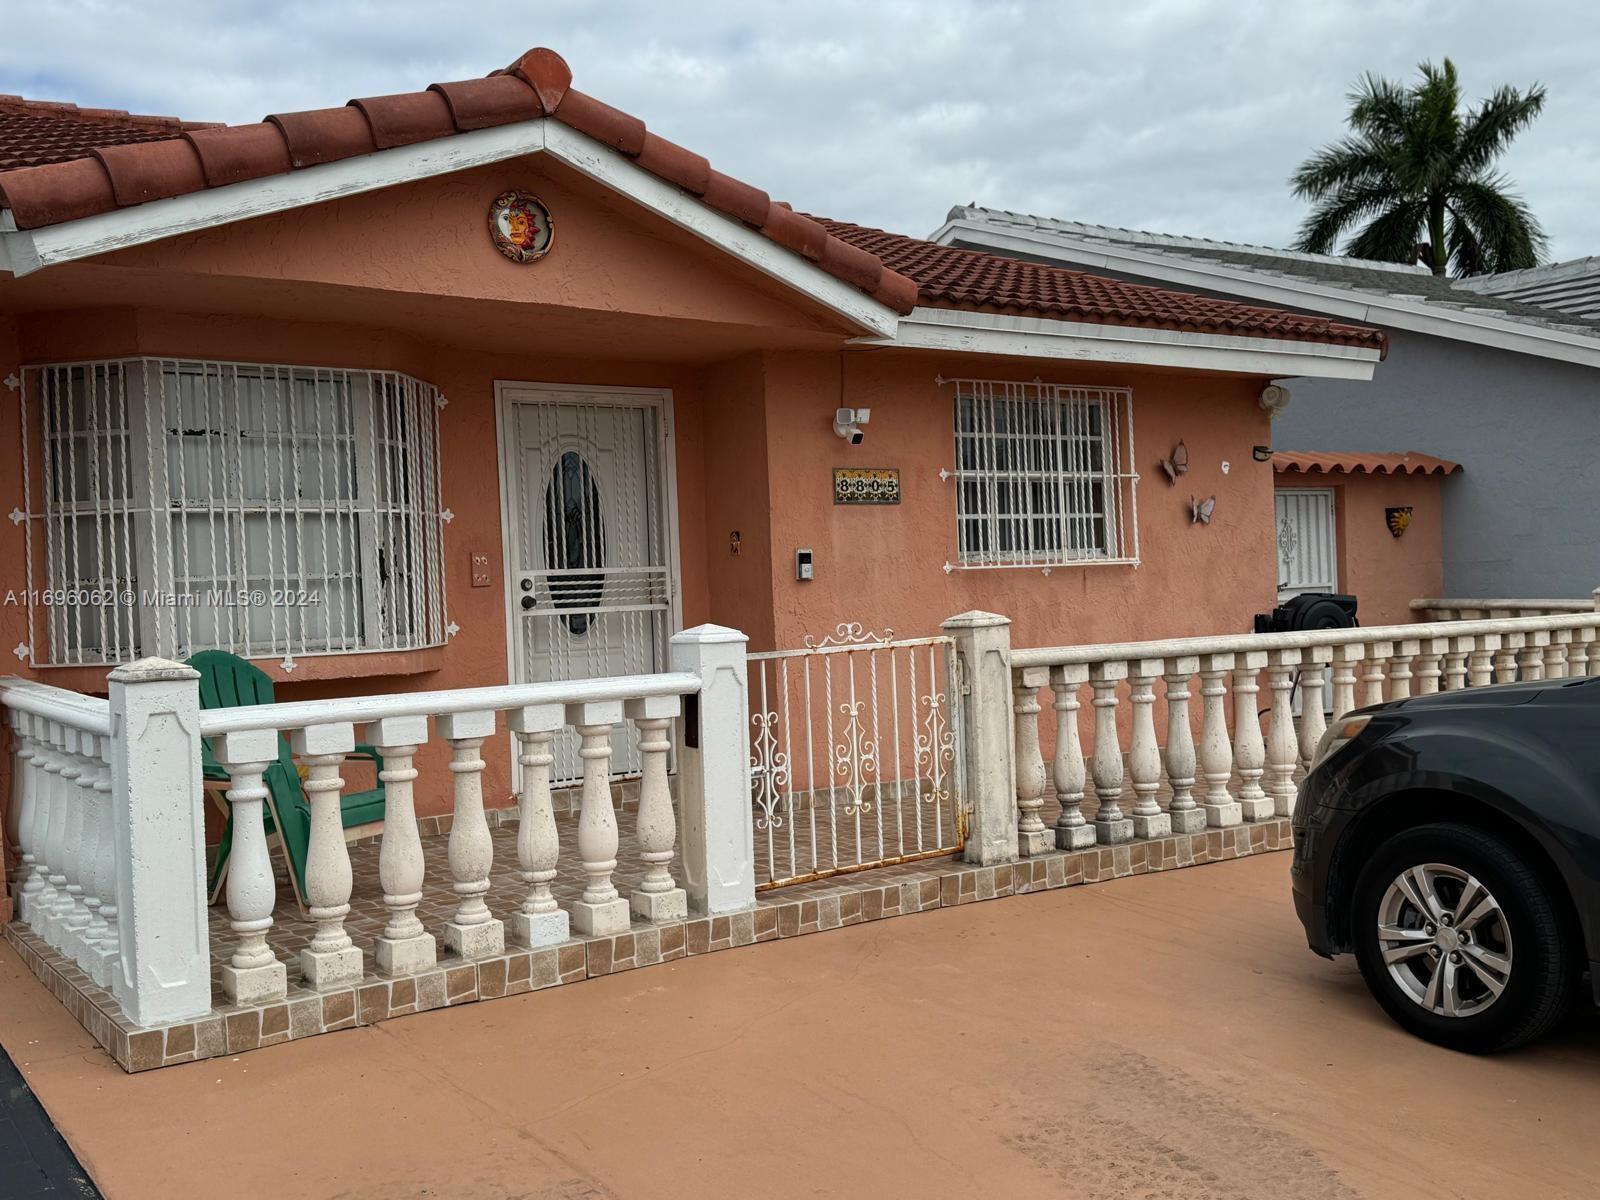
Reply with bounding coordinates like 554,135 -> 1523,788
0,119 -> 900,337
935,217 -> 1600,370
856,306 -> 1381,380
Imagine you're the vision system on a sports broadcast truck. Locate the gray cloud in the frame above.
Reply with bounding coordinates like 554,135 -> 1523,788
5,1 -> 1597,260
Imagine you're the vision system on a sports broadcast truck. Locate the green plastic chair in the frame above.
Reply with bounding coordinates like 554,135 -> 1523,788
191,650 -> 387,911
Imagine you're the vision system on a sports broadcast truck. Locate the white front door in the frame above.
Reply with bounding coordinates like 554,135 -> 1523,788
501,384 -> 676,779
1275,488 -> 1338,602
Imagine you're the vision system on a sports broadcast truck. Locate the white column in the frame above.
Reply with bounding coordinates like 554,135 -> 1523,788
1088,661 -> 1132,844
509,703 -> 568,947
290,722 -> 364,988
1013,666 -> 1053,856
1387,640 -> 1419,700
1198,652 -> 1240,828
1265,648 -> 1300,817
1298,647 -> 1331,770
1233,650 -> 1272,822
671,624 -> 757,912
1330,644 -> 1362,722
628,694 -> 688,922
106,658 -> 211,1028
1362,642 -> 1391,707
1415,637 -> 1448,694
1162,656 -> 1204,834
1127,658 -> 1169,839
940,612 -> 1018,867
567,700 -> 631,936
436,710 -> 506,959
1050,664 -> 1094,849
213,728 -> 288,1004
364,714 -> 437,977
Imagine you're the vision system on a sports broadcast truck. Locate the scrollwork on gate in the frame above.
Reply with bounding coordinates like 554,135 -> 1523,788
831,699 -> 878,816
750,709 -> 790,831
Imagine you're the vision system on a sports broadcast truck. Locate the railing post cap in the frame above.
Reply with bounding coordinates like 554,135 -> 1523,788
941,610 -> 1011,630
670,624 -> 748,646
107,657 -> 200,684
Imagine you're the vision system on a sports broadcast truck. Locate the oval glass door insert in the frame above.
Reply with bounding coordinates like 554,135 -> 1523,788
543,451 -> 607,634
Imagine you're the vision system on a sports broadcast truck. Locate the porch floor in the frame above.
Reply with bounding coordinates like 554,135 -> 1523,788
5,792 -> 1295,1074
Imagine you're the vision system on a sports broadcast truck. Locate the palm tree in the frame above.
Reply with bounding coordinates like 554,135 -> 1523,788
1290,59 -> 1547,276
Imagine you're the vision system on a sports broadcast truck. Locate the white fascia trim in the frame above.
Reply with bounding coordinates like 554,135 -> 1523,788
857,307 -> 1380,381
0,119 -> 899,337
935,218 -> 1600,371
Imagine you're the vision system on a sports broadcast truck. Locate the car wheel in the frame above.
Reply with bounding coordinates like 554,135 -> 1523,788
1351,822 -> 1574,1053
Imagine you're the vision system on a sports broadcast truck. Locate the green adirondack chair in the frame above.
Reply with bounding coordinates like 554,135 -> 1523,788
191,650 -> 387,911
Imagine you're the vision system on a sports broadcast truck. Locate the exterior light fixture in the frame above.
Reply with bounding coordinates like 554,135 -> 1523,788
1253,445 -> 1273,462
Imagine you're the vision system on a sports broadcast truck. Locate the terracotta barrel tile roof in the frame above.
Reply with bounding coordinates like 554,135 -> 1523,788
0,46 -> 1385,353
817,218 -> 1388,352
1272,451 -> 1462,476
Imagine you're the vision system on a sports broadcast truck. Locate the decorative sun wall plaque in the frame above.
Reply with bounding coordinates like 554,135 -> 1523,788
833,467 -> 900,505
489,191 -> 554,263
1386,506 -> 1414,538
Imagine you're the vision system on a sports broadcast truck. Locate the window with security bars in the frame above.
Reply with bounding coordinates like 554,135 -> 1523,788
949,380 -> 1139,568
18,358 -> 450,667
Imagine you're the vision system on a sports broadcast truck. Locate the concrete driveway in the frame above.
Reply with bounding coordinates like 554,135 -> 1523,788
3,851 -> 1598,1200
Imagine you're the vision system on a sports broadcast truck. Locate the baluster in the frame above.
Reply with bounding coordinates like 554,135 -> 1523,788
363,715 -> 437,976
1232,651 -> 1272,821
70,734 -> 109,976
1442,636 -> 1472,690
1124,659 -> 1168,839
20,717 -> 55,925
1088,662 -> 1133,844
1013,667 -> 1053,855
1466,634 -> 1495,687
567,701 -> 631,935
1546,631 -> 1570,679
1414,637 -> 1447,695
437,711 -> 506,958
38,723 -> 74,945
1297,648 -> 1330,770
214,729 -> 289,1004
57,732 -> 94,956
83,747 -> 120,988
1330,644 -> 1363,722
1362,641 -> 1392,707
1518,633 -> 1547,682
1386,641 -> 1417,700
627,695 -> 689,922
1050,664 -> 1095,849
1495,634 -> 1521,683
290,723 -> 364,988
9,712 -> 40,924
509,704 -> 569,946
1265,649 -> 1300,817
1569,628 -> 1592,677
1163,656 -> 1204,834
1198,653 -> 1241,828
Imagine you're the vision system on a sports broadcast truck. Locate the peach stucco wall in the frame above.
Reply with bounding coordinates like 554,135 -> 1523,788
1276,472 -> 1449,627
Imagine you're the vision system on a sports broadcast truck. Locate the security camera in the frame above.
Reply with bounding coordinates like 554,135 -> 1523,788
833,406 -> 871,445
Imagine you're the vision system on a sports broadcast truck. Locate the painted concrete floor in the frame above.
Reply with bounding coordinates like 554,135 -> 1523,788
2,852 -> 1599,1200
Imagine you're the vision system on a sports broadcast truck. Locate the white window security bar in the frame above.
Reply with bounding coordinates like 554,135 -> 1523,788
942,378 -> 1139,572
15,358 -> 450,668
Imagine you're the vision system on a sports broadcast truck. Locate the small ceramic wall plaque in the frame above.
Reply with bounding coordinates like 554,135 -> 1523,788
833,467 -> 900,505
1386,507 -> 1414,538
489,191 -> 554,263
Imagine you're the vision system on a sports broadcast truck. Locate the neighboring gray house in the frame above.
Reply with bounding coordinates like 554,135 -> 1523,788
934,207 -> 1600,599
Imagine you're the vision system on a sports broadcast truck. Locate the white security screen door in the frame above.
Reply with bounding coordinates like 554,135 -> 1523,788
503,385 -> 675,779
1274,488 -> 1337,602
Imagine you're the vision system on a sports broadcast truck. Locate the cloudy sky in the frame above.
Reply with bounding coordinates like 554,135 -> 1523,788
6,1 -> 1599,261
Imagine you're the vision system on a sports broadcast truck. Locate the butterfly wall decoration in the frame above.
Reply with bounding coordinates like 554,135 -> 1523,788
1190,495 -> 1216,525
1158,440 -> 1189,485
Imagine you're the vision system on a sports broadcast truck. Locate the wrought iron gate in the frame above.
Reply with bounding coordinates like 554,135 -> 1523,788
749,625 -> 966,889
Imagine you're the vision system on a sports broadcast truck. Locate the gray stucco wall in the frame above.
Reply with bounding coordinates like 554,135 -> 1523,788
1276,327 -> 1600,598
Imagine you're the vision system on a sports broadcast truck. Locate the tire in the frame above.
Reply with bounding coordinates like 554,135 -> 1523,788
1351,822 -> 1575,1053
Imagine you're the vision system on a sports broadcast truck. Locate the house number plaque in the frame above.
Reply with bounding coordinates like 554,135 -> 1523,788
833,467 -> 900,505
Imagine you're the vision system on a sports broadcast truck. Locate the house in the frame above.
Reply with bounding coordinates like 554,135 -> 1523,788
935,207 -> 1600,605
0,47 -> 1384,821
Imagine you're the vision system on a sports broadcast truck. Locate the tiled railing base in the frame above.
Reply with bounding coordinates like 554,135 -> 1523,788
4,818 -> 1292,1073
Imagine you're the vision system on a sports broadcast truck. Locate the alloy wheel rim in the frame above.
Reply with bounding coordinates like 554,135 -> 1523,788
1376,862 -> 1513,1018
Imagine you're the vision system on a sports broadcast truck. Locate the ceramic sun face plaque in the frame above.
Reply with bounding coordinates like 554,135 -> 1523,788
489,191 -> 554,263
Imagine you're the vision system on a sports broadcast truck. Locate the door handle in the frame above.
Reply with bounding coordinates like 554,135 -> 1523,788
520,595 -> 536,611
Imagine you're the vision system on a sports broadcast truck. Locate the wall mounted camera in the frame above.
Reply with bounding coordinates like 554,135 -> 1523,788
833,406 -> 871,445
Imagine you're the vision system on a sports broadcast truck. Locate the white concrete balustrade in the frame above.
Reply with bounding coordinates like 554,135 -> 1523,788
1002,609 -> 1600,855
1,625 -> 754,1029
